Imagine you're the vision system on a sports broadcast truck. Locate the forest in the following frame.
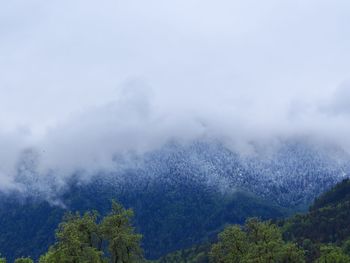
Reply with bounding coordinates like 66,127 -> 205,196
1,179 -> 350,262
159,179 -> 350,262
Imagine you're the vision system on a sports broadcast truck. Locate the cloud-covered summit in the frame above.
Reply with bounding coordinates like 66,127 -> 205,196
0,0 -> 350,188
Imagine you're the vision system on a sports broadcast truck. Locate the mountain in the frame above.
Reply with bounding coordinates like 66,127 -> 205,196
158,178 -> 350,263
283,178 -> 350,245
0,140 -> 349,261
0,177 -> 285,261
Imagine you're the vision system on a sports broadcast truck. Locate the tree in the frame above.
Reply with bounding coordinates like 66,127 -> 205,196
210,218 -> 305,263
316,245 -> 350,263
100,200 -> 143,263
39,211 -> 105,263
39,200 -> 143,263
210,225 -> 248,263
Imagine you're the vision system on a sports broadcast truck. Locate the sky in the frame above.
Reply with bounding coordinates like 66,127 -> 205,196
1,0 -> 350,187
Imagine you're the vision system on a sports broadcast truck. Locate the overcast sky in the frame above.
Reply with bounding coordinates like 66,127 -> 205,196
1,0 -> 350,185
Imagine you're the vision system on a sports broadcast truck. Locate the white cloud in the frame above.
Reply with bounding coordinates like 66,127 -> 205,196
0,0 -> 350,185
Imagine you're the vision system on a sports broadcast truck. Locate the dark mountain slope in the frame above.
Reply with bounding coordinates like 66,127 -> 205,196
0,178 -> 285,261
158,178 -> 350,263
0,196 -> 63,261
311,178 -> 350,210
283,178 -> 350,245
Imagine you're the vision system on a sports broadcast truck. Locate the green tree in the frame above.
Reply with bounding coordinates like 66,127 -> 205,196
39,211 -> 105,263
100,200 -> 143,263
315,245 -> 350,263
39,201 -> 143,263
210,218 -> 305,263
210,225 -> 248,263
0,257 -> 6,263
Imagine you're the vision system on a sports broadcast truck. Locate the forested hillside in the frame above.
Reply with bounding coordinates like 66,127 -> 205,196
0,182 -> 285,262
283,179 -> 350,256
1,179 -> 350,262
159,179 -> 350,262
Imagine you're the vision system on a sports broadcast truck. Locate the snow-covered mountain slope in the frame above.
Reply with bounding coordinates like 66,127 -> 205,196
12,139 -> 350,210
89,139 -> 350,209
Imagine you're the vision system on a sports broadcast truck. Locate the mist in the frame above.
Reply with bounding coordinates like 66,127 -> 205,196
1,0 -> 350,189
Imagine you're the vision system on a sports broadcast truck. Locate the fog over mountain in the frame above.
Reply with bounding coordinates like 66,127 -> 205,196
1,0 -> 350,191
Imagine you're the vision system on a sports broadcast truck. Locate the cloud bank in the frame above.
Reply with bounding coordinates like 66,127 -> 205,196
0,0 -> 350,189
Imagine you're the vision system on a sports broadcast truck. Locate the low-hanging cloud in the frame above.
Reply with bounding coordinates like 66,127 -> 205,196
0,0 -> 350,190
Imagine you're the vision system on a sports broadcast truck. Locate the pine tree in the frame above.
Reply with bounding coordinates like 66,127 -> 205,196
100,201 -> 143,263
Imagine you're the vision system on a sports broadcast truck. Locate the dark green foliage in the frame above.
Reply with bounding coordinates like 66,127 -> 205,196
311,179 -> 350,211
39,201 -> 142,263
279,178 -> 350,262
209,218 -> 305,263
315,245 -> 350,263
39,211 -> 105,263
100,201 -> 143,263
283,179 -> 350,246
